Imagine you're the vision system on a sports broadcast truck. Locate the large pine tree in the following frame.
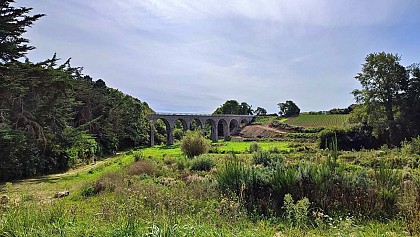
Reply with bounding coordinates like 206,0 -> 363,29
0,0 -> 44,63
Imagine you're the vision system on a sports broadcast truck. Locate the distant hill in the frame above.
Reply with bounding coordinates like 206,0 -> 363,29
283,114 -> 350,128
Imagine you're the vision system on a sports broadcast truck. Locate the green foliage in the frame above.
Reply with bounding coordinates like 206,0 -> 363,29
282,194 -> 310,227
401,136 -> 420,155
249,141 -> 261,153
217,158 -> 248,195
0,2 -> 152,181
190,154 -> 215,171
181,130 -> 210,158
173,128 -> 184,141
318,125 -> 376,150
351,52 -> 420,146
64,128 -> 98,166
213,100 -> 253,115
0,0 -> 44,63
278,100 -> 300,117
374,162 -> 402,217
134,151 -> 144,162
252,150 -> 283,167
255,107 -> 267,116
272,164 -> 300,202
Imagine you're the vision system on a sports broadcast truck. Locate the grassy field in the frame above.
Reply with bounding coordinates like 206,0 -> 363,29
1,138 -> 419,236
211,140 -> 290,153
283,114 -> 350,128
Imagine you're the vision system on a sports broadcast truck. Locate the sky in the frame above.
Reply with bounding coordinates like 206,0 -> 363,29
22,0 -> 420,114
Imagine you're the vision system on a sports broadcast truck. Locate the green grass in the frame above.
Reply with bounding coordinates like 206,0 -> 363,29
1,139 -> 419,236
252,116 -> 277,125
142,144 -> 184,159
211,141 -> 290,153
283,114 -> 349,128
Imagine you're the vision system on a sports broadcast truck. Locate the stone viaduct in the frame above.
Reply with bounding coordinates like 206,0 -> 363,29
147,114 -> 255,146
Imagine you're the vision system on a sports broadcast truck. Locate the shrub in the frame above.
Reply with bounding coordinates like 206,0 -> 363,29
249,142 -> 261,153
81,184 -> 95,197
272,165 -> 300,205
181,130 -> 210,158
402,136 -> 420,155
374,162 -> 402,217
173,128 -> 184,141
217,158 -> 273,214
253,150 -> 283,167
126,160 -> 157,176
318,124 -> 376,150
282,194 -> 310,227
217,158 -> 249,195
190,154 -> 215,171
133,151 -> 144,162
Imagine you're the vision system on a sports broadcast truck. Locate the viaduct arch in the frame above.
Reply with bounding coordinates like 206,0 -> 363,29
147,114 -> 254,146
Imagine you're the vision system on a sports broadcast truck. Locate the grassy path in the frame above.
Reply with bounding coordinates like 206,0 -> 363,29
0,153 -> 127,202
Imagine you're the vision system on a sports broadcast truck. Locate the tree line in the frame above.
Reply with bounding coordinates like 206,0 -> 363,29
0,1 -> 151,181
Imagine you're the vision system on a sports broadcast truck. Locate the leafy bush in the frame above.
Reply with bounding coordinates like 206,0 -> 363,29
133,151 -> 144,162
173,128 -> 184,141
217,158 -> 273,214
282,194 -> 310,227
80,184 -> 95,197
402,136 -> 420,155
181,130 -> 210,158
217,158 -> 249,195
272,164 -> 300,205
374,162 -> 402,217
318,124 -> 377,150
249,142 -> 261,153
190,155 -> 215,171
252,150 -> 283,167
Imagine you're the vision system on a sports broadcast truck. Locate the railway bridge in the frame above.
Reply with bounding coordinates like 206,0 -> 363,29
147,113 -> 255,146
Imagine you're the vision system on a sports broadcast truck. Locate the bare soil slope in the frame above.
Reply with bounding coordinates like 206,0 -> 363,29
239,124 -> 286,138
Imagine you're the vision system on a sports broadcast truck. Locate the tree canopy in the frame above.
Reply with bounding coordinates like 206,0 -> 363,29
0,0 -> 44,63
351,52 -> 420,146
254,107 -> 267,116
0,1 -> 152,181
278,101 -> 300,117
213,100 -> 253,115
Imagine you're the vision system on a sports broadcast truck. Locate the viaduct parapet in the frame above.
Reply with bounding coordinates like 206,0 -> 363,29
147,113 -> 254,146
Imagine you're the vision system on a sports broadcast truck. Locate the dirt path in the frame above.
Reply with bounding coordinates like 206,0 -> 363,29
13,155 -> 117,185
0,154 -> 123,202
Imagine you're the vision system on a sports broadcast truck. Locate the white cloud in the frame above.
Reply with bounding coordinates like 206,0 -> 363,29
25,0 -> 420,113
120,0 -> 407,27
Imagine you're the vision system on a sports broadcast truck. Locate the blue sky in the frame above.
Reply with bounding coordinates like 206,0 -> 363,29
23,0 -> 420,113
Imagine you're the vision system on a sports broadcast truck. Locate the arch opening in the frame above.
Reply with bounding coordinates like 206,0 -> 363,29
205,119 -> 217,142
190,118 -> 202,131
240,119 -> 249,128
217,119 -> 229,139
153,118 -> 172,146
229,119 -> 240,135
173,119 -> 188,141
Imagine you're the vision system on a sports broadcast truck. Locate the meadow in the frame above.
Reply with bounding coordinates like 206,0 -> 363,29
1,137 -> 419,236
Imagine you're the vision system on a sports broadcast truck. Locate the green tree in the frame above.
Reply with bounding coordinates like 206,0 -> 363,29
0,1 -> 153,180
0,0 -> 44,63
255,107 -> 267,116
352,52 -> 408,146
278,101 -> 300,117
213,100 -> 253,115
401,64 -> 420,137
